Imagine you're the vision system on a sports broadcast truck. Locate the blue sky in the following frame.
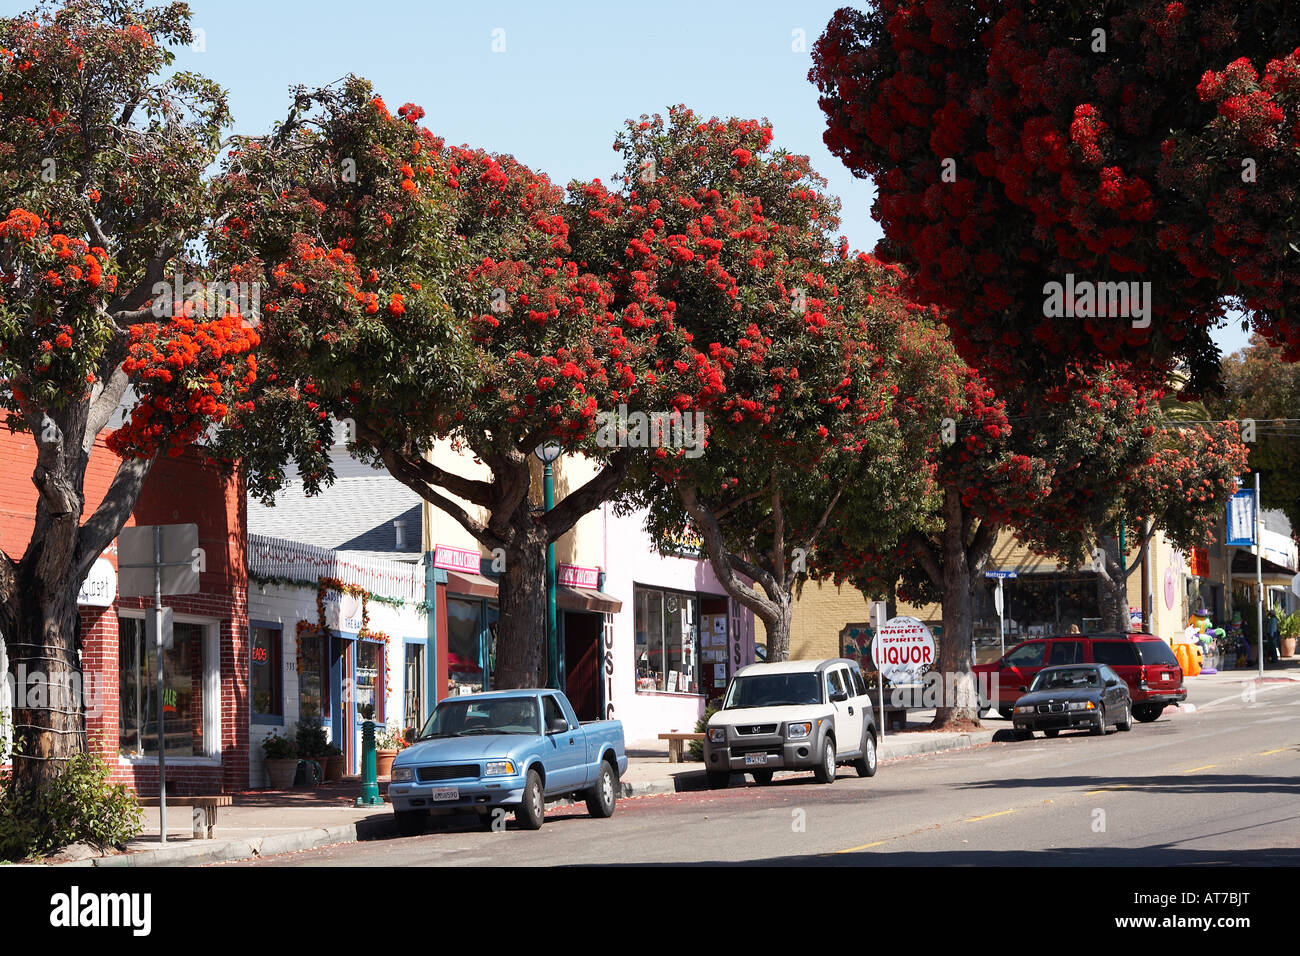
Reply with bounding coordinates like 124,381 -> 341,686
165,0 -> 1250,358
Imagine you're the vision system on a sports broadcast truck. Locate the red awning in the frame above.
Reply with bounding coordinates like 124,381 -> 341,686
445,570 -> 498,599
557,585 -> 622,614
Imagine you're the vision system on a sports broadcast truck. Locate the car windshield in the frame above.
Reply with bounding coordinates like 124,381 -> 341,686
1030,667 -> 1102,691
416,697 -> 540,739
723,673 -> 823,708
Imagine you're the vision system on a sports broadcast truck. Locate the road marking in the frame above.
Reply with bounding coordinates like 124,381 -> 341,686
1085,784 -> 1129,794
1258,748 -> 1288,756
1182,764 -> 1216,773
966,809 -> 1015,822
833,840 -> 887,854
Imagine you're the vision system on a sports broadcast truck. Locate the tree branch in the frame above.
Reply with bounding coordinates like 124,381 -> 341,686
377,445 -> 503,552
544,450 -> 631,541
678,483 -> 781,623
74,454 -> 156,582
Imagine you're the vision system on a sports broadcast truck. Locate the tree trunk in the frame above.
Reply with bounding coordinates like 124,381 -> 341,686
6,546 -> 87,795
493,505 -> 549,689
1097,536 -> 1131,632
930,489 -> 988,730
761,591 -> 795,662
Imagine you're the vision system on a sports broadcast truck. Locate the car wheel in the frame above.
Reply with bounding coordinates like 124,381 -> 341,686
749,770 -> 774,785
998,707 -> 1014,721
705,770 -> 730,790
813,737 -> 837,784
1090,705 -> 1106,735
853,731 -> 878,778
395,809 -> 428,837
1133,703 -> 1163,723
1117,702 -> 1133,732
1043,729 -> 1060,738
514,770 -> 545,830
584,761 -> 617,818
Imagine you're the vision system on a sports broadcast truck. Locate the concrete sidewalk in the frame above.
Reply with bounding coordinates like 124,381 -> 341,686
46,721 -> 996,867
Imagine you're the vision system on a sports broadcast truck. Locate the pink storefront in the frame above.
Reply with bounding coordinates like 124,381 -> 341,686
599,505 -> 758,746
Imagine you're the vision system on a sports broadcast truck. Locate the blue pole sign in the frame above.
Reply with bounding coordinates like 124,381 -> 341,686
1226,488 -> 1256,547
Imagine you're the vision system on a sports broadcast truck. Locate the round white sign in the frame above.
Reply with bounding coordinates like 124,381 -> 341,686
77,557 -> 117,608
871,615 -> 936,684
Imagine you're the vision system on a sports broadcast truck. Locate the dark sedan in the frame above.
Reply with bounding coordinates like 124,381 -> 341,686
1011,664 -> 1133,739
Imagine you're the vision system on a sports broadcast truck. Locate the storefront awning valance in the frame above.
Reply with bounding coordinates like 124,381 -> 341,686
445,570 -> 498,599
557,585 -> 622,614
1230,550 -> 1295,580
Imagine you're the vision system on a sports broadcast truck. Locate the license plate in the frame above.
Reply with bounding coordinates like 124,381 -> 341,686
1161,672 -> 1171,681
744,754 -> 768,767
431,787 -> 459,801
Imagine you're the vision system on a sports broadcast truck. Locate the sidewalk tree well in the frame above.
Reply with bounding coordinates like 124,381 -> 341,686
214,83 -> 719,688
0,1 -> 254,791
810,0 -> 1300,396
568,108 -> 936,661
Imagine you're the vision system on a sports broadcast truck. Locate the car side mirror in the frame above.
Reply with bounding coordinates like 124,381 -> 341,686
830,690 -> 849,703
1019,686 -> 1028,693
547,717 -> 568,734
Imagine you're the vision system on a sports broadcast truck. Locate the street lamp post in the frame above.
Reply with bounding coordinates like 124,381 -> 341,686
534,442 -> 562,690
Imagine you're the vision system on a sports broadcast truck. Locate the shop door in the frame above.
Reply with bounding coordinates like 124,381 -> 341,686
563,612 -> 602,722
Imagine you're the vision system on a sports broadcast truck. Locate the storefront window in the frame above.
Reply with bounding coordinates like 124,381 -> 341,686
119,617 -> 207,757
251,626 -> 282,720
356,640 -> 385,723
634,586 -> 700,694
448,598 -> 484,694
299,634 -> 327,721
404,642 -> 425,729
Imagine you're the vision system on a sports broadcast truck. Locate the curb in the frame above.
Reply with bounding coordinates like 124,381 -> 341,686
49,731 -> 997,866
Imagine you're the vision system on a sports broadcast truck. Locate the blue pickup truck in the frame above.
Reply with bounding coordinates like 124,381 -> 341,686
388,688 -> 628,834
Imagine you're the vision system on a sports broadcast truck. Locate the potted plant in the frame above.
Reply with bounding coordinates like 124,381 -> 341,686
374,722 -> 407,779
262,731 -> 298,790
324,743 -> 345,781
295,719 -> 329,785
1280,611 -> 1300,659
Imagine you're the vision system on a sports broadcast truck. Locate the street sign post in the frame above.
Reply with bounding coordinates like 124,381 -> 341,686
983,570 -> 1017,658
117,524 -> 200,845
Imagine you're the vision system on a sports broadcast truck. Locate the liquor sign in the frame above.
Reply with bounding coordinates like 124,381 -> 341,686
433,545 -> 481,574
871,616 -> 936,684
558,564 -> 600,589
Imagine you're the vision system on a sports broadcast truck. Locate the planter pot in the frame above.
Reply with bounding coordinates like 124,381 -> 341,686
376,749 -> 398,779
1281,637 -> 1297,658
265,757 -> 298,790
325,755 -> 345,781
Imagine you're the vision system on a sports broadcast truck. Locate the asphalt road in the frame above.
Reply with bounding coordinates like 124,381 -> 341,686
233,678 -> 1300,867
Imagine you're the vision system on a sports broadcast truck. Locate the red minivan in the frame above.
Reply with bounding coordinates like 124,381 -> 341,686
975,632 -> 1186,722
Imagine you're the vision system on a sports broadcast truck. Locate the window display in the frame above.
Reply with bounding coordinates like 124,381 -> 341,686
634,586 -> 700,694
119,617 -> 206,757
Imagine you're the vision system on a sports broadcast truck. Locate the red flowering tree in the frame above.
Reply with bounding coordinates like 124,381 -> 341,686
216,82 -> 716,688
1208,337 -> 1300,529
818,338 -> 1247,726
569,109 -> 937,661
0,1 -> 256,789
810,0 -> 1300,394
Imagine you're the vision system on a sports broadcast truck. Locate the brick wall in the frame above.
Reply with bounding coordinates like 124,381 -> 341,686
2,430 -> 249,795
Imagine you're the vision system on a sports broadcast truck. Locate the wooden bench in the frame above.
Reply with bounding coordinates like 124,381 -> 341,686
138,795 -> 233,840
658,732 -> 705,764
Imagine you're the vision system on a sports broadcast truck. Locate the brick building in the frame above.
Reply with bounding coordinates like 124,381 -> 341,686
1,430 -> 249,795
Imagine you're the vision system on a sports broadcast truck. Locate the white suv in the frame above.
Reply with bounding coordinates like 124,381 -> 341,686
703,659 -> 878,788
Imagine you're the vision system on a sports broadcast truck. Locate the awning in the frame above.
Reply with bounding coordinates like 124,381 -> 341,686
1230,550 -> 1296,584
445,570 -> 499,599
557,585 -> 622,614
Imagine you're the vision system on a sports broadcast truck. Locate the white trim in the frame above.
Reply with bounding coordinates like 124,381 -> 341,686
117,754 -> 222,768
117,609 -> 222,759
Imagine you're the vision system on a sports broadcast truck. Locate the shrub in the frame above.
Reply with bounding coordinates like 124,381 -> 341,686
0,751 -> 143,861
294,718 -> 328,759
262,730 -> 297,760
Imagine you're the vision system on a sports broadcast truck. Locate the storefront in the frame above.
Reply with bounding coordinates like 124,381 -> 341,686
246,534 -> 427,785
603,507 -> 757,745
